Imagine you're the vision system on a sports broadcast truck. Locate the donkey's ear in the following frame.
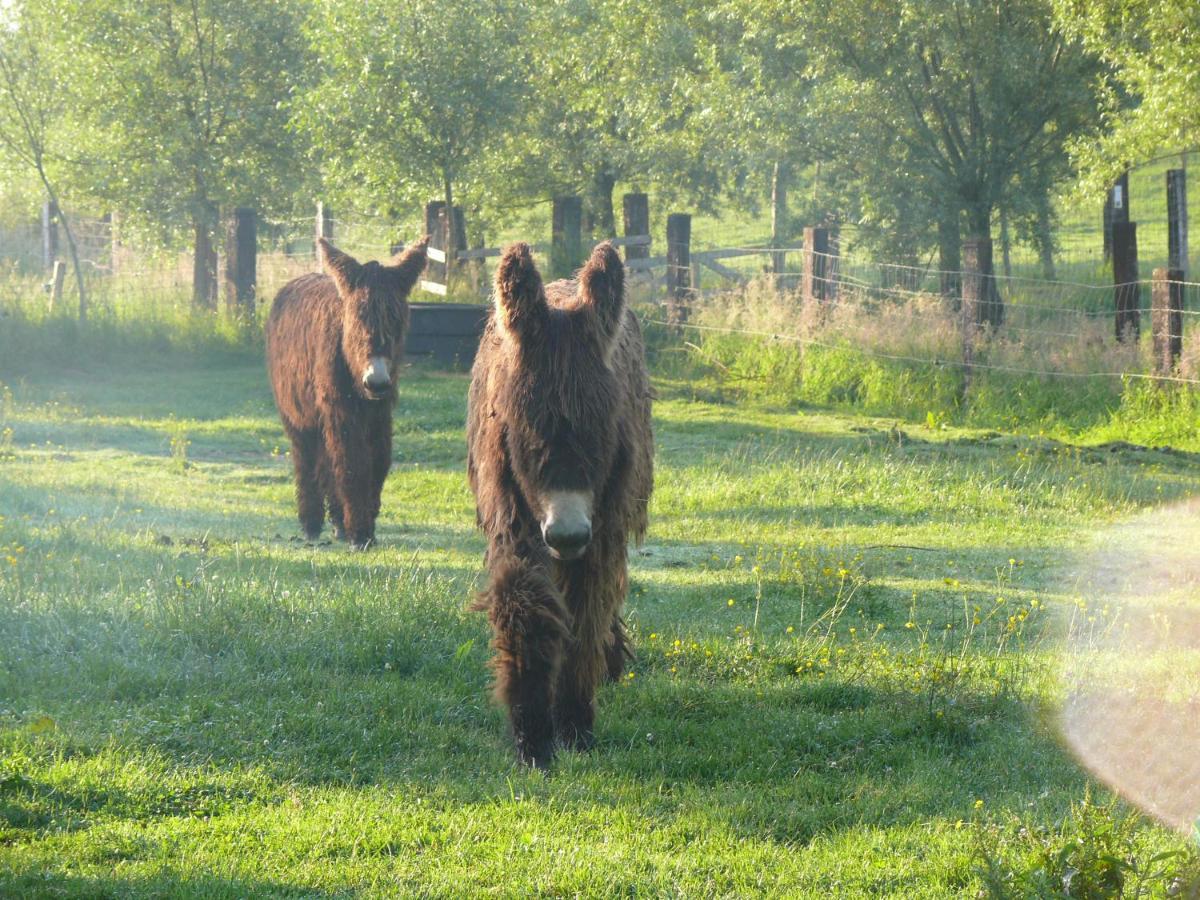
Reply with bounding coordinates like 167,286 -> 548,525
579,241 -> 625,342
494,242 -> 547,339
388,234 -> 430,295
318,238 -> 360,296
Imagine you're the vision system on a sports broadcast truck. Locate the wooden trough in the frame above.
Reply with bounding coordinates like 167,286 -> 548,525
406,302 -> 490,369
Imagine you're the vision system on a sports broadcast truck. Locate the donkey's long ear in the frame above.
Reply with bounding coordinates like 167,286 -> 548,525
495,242 -> 547,340
579,241 -> 625,343
388,235 -> 430,295
318,238 -> 360,296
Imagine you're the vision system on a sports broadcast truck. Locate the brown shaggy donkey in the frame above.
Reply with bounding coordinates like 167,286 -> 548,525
266,237 -> 428,549
467,241 -> 653,768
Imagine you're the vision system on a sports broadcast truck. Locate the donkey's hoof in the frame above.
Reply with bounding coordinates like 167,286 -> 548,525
515,734 -> 555,771
559,727 -> 595,753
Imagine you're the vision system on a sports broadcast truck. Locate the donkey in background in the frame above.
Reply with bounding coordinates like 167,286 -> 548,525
266,237 -> 428,549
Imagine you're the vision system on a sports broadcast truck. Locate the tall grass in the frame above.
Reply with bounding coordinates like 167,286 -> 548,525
645,276 -> 1200,449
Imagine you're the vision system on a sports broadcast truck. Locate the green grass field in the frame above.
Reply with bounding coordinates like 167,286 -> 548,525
1,344 -> 1198,897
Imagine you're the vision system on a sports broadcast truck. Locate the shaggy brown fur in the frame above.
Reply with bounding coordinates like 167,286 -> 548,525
265,237 -> 428,548
467,241 -> 654,768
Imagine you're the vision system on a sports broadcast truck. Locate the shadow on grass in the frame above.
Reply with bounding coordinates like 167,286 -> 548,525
0,868 -> 341,899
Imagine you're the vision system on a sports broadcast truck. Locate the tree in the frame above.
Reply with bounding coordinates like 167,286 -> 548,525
502,0 -> 728,241
62,0 -> 309,309
808,0 -> 1097,313
1053,0 -> 1200,187
693,0 -> 821,253
0,0 -> 89,317
298,0 -> 528,262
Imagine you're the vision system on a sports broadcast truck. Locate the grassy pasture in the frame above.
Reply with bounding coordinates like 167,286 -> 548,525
1,342 -> 1199,897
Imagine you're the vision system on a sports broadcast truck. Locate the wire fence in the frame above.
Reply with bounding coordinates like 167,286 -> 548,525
650,245 -> 1200,390
3,161 -> 1199,392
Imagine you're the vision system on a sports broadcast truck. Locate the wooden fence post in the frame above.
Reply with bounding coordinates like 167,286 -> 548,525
665,212 -> 691,328
622,193 -> 649,263
41,200 -> 58,271
224,207 -> 257,317
1104,170 -> 1129,262
47,260 -> 65,311
960,238 -> 986,399
425,200 -> 446,283
1168,169 -> 1188,276
802,226 -> 830,307
1151,267 -> 1183,378
448,205 -> 466,281
315,201 -> 333,252
1112,221 -> 1140,342
551,195 -> 583,279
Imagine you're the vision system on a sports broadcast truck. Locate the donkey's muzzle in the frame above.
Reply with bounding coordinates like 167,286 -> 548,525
363,356 -> 391,397
540,490 -> 593,561
543,519 -> 591,561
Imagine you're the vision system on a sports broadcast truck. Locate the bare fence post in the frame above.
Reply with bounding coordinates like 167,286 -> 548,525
551,195 -> 583,279
1168,169 -> 1188,276
622,192 -> 649,263
1112,221 -> 1140,342
224,207 -> 257,318
41,200 -> 58,271
665,212 -> 691,328
1104,170 -> 1130,262
424,200 -> 446,283
1151,267 -> 1183,378
802,226 -> 830,307
315,201 -> 333,252
960,239 -> 985,400
435,204 -> 466,287
47,260 -> 65,311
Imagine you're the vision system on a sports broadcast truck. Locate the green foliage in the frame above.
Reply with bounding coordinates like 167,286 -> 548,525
1054,0 -> 1200,189
57,0 -> 309,238
975,790 -> 1195,898
297,0 -> 527,218
807,0 -> 1099,256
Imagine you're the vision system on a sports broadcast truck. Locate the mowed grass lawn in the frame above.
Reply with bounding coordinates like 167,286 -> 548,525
1,347 -> 1197,897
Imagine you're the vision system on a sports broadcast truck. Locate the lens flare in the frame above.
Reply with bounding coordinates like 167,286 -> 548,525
1060,497 -> 1200,836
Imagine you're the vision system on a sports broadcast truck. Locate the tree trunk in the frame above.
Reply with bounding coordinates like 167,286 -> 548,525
771,160 -> 789,274
59,212 -> 88,322
999,208 -> 1012,278
938,208 -> 961,302
966,202 -> 1002,327
1036,191 -> 1056,281
193,202 -> 218,310
32,165 -> 88,321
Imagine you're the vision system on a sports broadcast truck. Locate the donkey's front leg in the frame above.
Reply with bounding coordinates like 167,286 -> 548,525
322,412 -> 376,549
474,557 -> 569,769
555,536 -> 629,751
